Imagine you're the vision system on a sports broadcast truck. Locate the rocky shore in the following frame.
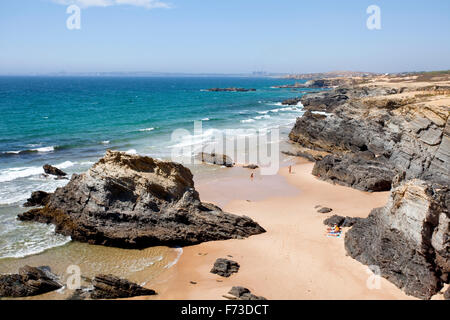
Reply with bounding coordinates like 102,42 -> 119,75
18,150 -> 265,248
289,74 -> 450,299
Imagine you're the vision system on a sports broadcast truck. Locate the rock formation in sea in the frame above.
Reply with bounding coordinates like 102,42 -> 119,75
23,191 -> 51,207
43,164 -> 67,177
207,88 -> 256,92
0,266 -> 62,298
18,150 -> 265,248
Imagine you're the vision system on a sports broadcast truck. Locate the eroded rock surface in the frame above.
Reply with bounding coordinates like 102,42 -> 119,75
210,258 -> 240,277
290,85 -> 449,190
0,266 -> 62,298
18,151 -> 265,248
345,179 -> 449,299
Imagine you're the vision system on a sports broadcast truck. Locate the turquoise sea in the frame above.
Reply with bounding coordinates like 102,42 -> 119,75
0,76 -> 315,281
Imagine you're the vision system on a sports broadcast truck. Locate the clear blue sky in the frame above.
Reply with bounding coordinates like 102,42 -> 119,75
0,0 -> 449,74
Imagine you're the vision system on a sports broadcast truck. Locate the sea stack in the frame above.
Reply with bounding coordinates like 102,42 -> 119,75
18,150 -> 265,248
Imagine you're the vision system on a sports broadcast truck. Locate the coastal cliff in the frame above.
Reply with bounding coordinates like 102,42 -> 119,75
289,75 -> 450,299
18,150 -> 265,248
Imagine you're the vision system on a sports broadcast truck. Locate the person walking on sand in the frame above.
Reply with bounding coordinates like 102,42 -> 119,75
250,172 -> 254,180
289,165 -> 292,174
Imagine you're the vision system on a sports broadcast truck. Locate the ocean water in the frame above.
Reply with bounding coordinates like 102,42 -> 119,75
0,76 -> 315,278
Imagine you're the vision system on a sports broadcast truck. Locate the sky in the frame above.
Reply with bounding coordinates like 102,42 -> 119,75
0,0 -> 449,74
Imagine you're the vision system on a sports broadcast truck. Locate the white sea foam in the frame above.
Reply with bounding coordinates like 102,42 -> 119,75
125,149 -> 137,155
254,115 -> 271,120
0,224 -> 71,259
138,127 -> 155,132
241,119 -> 255,123
33,146 -> 55,153
201,118 -> 210,121
101,140 -> 110,145
164,247 -> 183,269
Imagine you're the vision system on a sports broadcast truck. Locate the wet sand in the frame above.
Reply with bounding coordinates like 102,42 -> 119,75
149,159 -> 415,300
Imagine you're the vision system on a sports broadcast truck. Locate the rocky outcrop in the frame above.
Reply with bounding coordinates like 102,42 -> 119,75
18,151 -> 264,248
225,286 -> 267,300
196,152 -> 234,167
345,179 -> 449,299
23,191 -> 51,207
0,266 -> 62,297
243,164 -> 259,169
281,97 -> 302,105
289,85 -> 449,189
43,164 -> 67,177
90,274 -> 156,299
323,215 -> 360,228
312,153 -> 395,191
207,88 -> 256,92
210,258 -> 240,277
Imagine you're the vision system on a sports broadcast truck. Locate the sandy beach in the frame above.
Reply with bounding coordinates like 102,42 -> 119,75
148,159 -> 415,300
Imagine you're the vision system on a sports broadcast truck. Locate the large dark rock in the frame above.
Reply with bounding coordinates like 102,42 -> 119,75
43,164 -> 67,177
312,154 -> 395,191
90,274 -> 156,299
0,266 -> 62,297
210,258 -> 240,277
345,179 -> 449,299
196,152 -> 234,167
18,151 -> 264,248
23,191 -> 51,207
289,86 -> 449,187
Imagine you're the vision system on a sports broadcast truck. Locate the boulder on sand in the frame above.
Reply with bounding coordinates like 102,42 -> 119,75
19,151 -> 265,248
90,274 -> 156,299
210,258 -> 240,277
0,266 -> 62,298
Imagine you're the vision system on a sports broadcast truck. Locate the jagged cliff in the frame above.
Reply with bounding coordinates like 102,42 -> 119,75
289,78 -> 449,299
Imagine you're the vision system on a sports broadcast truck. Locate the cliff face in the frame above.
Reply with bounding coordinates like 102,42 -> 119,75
289,79 -> 449,299
18,150 -> 265,248
345,179 -> 449,299
290,85 -> 449,190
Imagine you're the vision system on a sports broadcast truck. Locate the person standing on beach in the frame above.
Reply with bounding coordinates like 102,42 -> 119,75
250,172 -> 254,180
289,165 -> 292,174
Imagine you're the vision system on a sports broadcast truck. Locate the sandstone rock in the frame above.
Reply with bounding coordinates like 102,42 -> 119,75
43,164 -> 67,177
196,152 -> 234,167
345,179 -> 449,299
18,151 -> 264,248
23,191 -> 51,207
281,97 -> 302,105
90,274 -> 156,299
243,164 -> 259,169
0,266 -> 62,297
210,258 -> 240,277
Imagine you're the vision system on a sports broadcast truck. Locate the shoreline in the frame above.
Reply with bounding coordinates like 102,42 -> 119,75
146,159 -> 415,300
